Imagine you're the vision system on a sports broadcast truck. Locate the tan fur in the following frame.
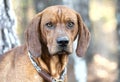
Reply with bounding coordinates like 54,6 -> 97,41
0,5 -> 90,82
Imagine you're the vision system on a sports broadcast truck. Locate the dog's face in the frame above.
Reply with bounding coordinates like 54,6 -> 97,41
26,5 -> 90,57
40,6 -> 78,55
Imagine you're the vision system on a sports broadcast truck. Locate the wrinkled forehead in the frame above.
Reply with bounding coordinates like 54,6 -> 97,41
41,6 -> 77,23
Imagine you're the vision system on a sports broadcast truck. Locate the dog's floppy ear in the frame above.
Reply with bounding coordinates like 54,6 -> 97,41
25,13 -> 42,57
76,13 -> 91,57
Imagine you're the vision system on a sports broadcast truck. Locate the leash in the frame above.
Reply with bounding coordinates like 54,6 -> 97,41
28,51 -> 67,82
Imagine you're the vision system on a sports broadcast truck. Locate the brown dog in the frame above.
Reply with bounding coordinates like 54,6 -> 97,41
0,5 -> 90,82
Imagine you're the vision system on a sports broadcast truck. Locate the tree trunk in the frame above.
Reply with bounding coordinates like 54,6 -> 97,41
0,0 -> 19,55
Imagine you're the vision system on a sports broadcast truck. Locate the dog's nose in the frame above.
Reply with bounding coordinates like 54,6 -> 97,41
57,36 -> 69,47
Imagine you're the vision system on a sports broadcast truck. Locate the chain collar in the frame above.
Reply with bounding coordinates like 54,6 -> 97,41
28,51 -> 67,82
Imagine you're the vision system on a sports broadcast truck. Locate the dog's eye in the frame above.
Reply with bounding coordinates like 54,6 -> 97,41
67,21 -> 74,28
45,22 -> 54,29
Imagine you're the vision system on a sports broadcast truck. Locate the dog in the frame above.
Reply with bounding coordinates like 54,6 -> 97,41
0,5 -> 90,82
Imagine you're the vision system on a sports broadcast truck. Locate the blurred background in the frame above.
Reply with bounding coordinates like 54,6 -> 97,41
0,0 -> 120,82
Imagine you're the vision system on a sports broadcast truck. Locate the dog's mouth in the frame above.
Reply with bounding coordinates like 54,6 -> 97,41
57,46 -> 71,55
48,44 -> 72,56
50,48 -> 71,56
57,50 -> 69,55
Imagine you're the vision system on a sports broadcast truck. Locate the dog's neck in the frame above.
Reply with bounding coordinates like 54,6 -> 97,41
37,52 -> 68,79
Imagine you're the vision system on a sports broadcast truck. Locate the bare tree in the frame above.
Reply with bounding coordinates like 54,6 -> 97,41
0,0 -> 19,55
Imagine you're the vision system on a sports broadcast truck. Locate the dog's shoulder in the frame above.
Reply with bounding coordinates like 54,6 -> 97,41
0,45 -> 27,67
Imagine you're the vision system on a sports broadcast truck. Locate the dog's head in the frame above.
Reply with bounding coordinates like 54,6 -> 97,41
25,5 -> 90,57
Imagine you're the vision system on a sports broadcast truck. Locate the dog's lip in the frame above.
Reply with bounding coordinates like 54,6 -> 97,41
49,46 -> 71,55
57,46 -> 71,54
57,50 -> 71,55
50,49 -> 71,56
